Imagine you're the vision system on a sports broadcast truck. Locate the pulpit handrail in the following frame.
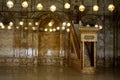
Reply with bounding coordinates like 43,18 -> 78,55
70,21 -> 80,59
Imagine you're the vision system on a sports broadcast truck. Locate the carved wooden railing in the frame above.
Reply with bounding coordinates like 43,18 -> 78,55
70,22 -> 81,59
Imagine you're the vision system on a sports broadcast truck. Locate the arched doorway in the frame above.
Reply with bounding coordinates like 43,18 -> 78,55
37,13 -> 70,66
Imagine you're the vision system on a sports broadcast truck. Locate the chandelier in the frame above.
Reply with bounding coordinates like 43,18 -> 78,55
50,5 -> 56,12
93,5 -> 99,12
0,0 -> 116,32
64,2 -> 70,9
108,4 -> 115,12
7,0 -> 14,8
79,5 -> 85,12
36,3 -> 43,11
22,1 -> 28,8
5,0 -> 115,12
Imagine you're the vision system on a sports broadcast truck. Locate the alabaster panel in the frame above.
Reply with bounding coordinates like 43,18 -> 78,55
97,21 -> 114,67
39,32 -> 60,57
27,32 -> 33,57
14,30 -> 20,48
32,32 -> 38,57
0,30 -> 13,57
28,32 -> 33,48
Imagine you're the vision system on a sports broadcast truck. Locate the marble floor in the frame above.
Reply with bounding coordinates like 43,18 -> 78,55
0,66 -> 119,80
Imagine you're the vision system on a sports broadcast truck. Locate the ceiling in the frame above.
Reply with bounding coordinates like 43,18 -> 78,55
0,0 -> 71,28
0,0 -> 116,28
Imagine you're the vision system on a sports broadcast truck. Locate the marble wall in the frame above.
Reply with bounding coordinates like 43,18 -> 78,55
38,32 -> 60,57
0,29 -> 38,66
97,18 -> 114,67
0,30 -> 13,57
14,29 -> 38,58
0,28 -> 69,66
0,18 -> 118,68
38,32 -> 62,66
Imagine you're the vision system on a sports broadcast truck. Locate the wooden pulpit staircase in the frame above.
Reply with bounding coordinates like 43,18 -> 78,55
70,21 -> 99,73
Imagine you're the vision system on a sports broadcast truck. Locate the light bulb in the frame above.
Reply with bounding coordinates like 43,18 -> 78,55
22,1 -> 28,8
16,26 -> 19,29
66,28 -> 70,32
0,22 -> 3,26
93,5 -> 99,11
36,3 -> 43,10
99,25 -> 103,29
1,25 -> 5,29
108,4 -> 115,12
48,22 -> 52,27
56,26 -> 60,30
48,20 -> 54,27
35,22 -> 39,26
8,26 -> 12,29
64,2 -> 70,9
32,27 -> 36,30
49,28 -> 53,32
95,24 -> 99,28
44,28 -> 48,32
86,24 -> 90,27
24,27 -> 28,30
7,0 -> 14,8
62,22 -> 66,26
50,5 -> 56,12
67,22 -> 71,26
9,21 -> 13,26
79,5 -> 85,12
53,28 -> 56,32
19,21 -> 24,25
62,26 -> 65,30
28,22 -> 32,26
